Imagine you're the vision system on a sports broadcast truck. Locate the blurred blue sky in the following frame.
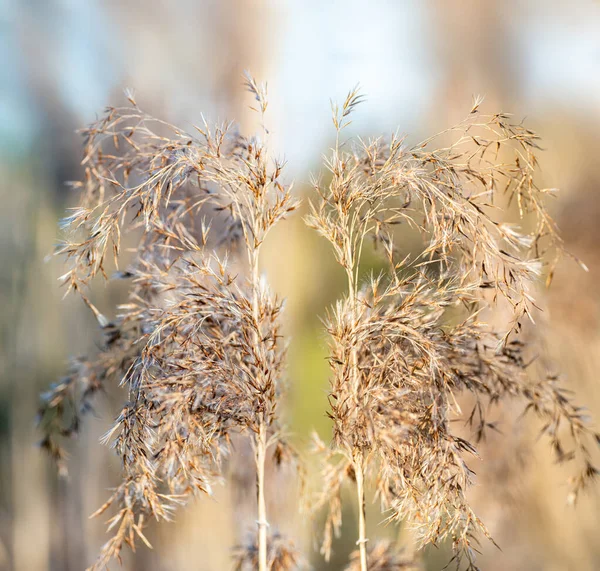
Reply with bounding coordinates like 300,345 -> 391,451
2,0 -> 600,171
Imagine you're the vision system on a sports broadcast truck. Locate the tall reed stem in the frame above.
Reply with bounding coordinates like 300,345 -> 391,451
347,260 -> 369,571
250,246 -> 269,571
256,423 -> 268,571
354,454 -> 368,571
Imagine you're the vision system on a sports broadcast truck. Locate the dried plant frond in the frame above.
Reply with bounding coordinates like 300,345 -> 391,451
345,540 -> 418,571
37,314 -> 141,474
37,358 -> 104,475
310,432 -> 350,560
39,77 -> 299,569
308,91 -> 598,570
244,71 -> 269,116
233,531 -> 305,571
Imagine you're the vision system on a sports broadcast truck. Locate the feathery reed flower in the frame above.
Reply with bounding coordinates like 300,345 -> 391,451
307,90 -> 598,570
37,75 -> 299,570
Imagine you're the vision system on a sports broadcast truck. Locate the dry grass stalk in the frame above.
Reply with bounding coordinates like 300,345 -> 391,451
307,90 -> 598,570
37,75 -> 299,570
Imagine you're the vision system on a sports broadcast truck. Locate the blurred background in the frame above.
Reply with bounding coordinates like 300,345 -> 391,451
2,0 -> 600,569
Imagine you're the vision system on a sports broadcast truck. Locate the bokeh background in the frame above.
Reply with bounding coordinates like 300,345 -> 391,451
2,1 -> 600,570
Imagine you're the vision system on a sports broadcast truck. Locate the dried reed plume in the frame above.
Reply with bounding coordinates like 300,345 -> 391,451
345,540 -> 418,571
233,531 -> 304,571
307,90 -> 598,570
37,75 -> 299,570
